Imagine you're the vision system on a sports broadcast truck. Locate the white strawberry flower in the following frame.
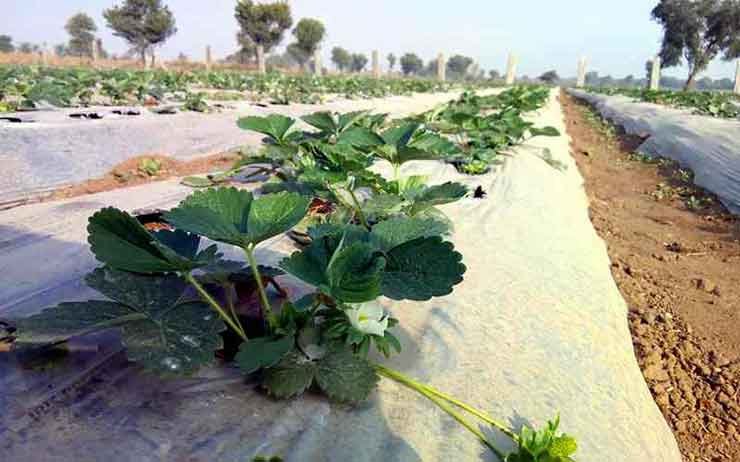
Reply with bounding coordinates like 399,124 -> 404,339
345,301 -> 389,337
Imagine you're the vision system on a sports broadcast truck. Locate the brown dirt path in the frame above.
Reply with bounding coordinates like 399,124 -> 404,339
561,90 -> 740,462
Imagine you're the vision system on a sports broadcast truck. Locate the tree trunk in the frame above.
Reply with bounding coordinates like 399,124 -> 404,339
684,71 -> 698,91
140,49 -> 147,68
150,49 -> 156,68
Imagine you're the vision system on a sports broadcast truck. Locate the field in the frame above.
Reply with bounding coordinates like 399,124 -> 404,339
1,8 -> 739,460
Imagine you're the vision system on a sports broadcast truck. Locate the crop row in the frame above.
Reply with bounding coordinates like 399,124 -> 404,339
2,86 -> 577,461
585,86 -> 739,119
0,65 -> 495,112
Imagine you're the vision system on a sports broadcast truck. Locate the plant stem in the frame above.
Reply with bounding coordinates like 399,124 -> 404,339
184,272 -> 247,341
243,244 -> 276,330
347,187 -> 369,229
226,285 -> 245,337
375,365 -> 506,460
416,380 -> 517,441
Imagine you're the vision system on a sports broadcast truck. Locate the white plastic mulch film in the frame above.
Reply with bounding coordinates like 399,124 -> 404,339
569,89 -> 740,214
0,90 -> 681,461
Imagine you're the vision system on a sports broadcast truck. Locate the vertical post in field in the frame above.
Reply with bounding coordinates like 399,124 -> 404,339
91,39 -> 100,66
205,45 -> 212,71
257,44 -> 266,74
40,43 -> 49,66
372,50 -> 381,78
576,57 -> 587,88
437,53 -> 446,82
649,56 -> 661,90
734,60 -> 740,95
313,49 -> 322,76
505,53 -> 518,85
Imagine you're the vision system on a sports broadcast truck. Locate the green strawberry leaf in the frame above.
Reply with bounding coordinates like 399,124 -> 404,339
301,111 -> 337,134
262,351 -> 317,399
407,182 -> 468,215
382,236 -> 466,301
281,232 -> 385,303
181,176 -> 217,188
315,349 -> 379,403
164,188 -> 308,247
371,216 -> 449,252
236,335 -> 294,374
337,127 -> 385,148
246,191 -> 310,245
88,207 -> 203,273
13,268 -> 224,375
325,241 -> 386,303
529,126 -> 560,137
164,187 -> 253,246
237,114 -> 296,143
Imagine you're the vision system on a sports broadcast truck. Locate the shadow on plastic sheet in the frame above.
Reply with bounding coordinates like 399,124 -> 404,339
0,225 -> 424,462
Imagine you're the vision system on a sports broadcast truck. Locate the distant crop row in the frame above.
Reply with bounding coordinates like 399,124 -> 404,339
0,65 -> 495,112
586,86 -> 739,119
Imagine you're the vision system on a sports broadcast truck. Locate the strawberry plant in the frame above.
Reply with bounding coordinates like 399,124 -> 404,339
585,86 -> 740,119
4,185 -> 578,460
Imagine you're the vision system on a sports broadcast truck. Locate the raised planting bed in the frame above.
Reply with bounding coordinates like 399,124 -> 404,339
0,88 -> 681,461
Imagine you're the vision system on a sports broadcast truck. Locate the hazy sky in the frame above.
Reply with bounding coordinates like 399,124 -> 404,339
3,0 -> 738,80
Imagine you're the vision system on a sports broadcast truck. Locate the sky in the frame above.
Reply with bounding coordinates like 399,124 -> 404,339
2,0 -> 738,80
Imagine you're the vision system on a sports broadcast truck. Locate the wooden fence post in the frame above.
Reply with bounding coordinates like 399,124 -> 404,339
505,53 -> 518,85
205,45 -> 212,71
91,39 -> 100,66
734,60 -> 740,95
372,50 -> 381,79
649,56 -> 661,90
313,49 -> 322,76
437,53 -> 446,82
576,57 -> 587,88
40,43 -> 49,66
257,45 -> 266,74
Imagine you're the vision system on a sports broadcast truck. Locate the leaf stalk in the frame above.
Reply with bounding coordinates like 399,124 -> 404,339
243,244 -> 277,331
184,272 -> 247,341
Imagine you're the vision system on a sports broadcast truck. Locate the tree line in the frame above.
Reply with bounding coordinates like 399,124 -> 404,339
4,0 -> 736,86
0,0 -> 486,79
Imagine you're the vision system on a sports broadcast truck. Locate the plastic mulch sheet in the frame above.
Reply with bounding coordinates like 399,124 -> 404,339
569,89 -> 740,214
0,90 -> 681,461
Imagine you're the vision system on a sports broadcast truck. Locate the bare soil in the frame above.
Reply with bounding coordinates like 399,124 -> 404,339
48,152 -> 238,201
561,90 -> 740,462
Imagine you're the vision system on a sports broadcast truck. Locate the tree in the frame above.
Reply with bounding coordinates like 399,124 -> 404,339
0,35 -> 14,53
290,18 -> 325,63
424,59 -> 438,77
538,70 -> 560,83
235,0 -> 292,59
350,53 -> 368,72
18,42 -> 39,54
54,43 -> 68,56
488,69 -> 501,80
387,52 -> 396,71
236,30 -> 257,62
65,13 -> 97,57
446,54 -> 473,77
399,52 -> 423,75
331,46 -> 351,71
104,0 -> 177,67
652,0 -> 740,89
286,42 -> 309,67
